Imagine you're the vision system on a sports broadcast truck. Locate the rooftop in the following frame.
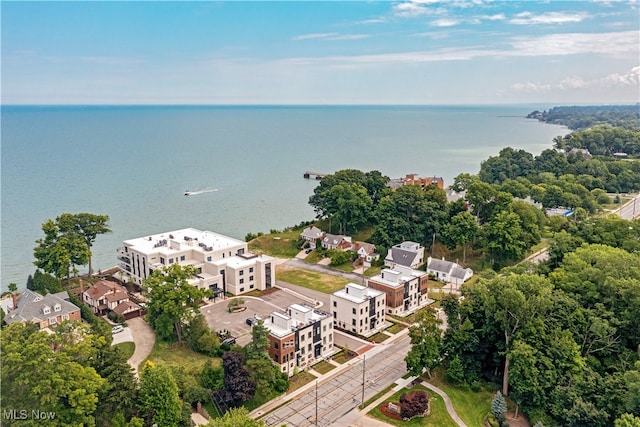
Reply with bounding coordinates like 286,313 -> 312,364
123,228 -> 245,255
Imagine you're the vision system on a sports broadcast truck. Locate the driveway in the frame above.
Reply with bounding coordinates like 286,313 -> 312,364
124,317 -> 156,376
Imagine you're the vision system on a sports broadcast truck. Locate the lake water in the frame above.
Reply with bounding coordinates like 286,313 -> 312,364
1,105 -> 566,289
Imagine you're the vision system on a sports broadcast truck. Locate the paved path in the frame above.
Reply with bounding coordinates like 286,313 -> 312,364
421,381 -> 468,427
125,317 -> 155,377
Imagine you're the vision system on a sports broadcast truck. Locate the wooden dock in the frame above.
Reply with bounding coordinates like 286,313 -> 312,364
303,171 -> 326,180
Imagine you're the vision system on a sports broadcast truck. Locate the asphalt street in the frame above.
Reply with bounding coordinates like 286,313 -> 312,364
262,334 -> 411,427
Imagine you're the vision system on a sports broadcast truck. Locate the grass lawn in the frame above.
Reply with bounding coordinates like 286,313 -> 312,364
425,372 -> 495,427
368,331 -> 391,343
312,360 -> 336,375
114,341 -> 135,360
248,230 -> 302,258
389,312 -> 417,324
332,349 -> 357,364
276,265 -> 350,294
146,340 -> 220,372
304,251 -> 323,264
368,384 -> 458,427
364,265 -> 382,277
287,370 -> 317,393
387,322 -> 408,334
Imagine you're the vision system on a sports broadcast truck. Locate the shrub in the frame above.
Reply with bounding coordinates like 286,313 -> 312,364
399,390 -> 429,419
446,355 -> 465,384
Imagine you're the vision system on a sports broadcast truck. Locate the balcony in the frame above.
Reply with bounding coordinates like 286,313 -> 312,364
118,262 -> 131,272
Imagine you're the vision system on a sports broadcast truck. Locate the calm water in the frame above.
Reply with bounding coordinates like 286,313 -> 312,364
1,105 -> 566,289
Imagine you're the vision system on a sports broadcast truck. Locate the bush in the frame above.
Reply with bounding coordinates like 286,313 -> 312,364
108,311 -> 125,324
399,390 -> 429,419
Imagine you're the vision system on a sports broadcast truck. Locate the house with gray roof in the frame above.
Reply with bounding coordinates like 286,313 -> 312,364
384,241 -> 425,269
321,233 -> 352,251
299,226 -> 323,248
4,289 -> 81,330
426,256 -> 473,287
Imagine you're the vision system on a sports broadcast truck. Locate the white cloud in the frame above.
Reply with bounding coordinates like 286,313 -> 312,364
510,66 -> 640,92
431,18 -> 460,27
509,30 -> 639,57
292,32 -> 370,41
292,33 -> 339,41
509,11 -> 591,25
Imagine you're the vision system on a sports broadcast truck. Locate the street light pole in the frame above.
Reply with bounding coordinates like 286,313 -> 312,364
361,354 -> 366,409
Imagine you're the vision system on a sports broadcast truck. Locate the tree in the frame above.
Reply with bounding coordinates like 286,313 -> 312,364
221,351 -> 256,406
487,274 -> 553,397
443,211 -> 479,264
244,319 -> 284,403
145,264 -> 212,342
184,312 -> 220,356
8,282 -> 17,292
446,355 -> 465,384
34,217 -> 90,281
405,307 -> 442,379
481,210 -> 527,266
74,213 -> 111,275
491,391 -> 507,423
139,361 -> 184,427
1,322 -> 106,426
615,414 -> 640,427
206,407 -> 266,427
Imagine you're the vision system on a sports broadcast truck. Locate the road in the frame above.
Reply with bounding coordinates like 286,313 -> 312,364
614,194 -> 640,220
261,334 -> 411,427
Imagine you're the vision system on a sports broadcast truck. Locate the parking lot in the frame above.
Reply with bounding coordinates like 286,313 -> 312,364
200,288 -> 315,346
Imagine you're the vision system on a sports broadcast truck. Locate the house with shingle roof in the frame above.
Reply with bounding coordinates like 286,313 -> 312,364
353,241 -> 379,264
4,290 -> 81,330
384,241 -> 425,270
321,233 -> 352,251
83,279 -> 140,316
300,226 -> 323,248
426,256 -> 473,287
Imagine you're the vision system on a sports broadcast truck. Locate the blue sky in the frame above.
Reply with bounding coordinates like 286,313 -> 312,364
2,1 -> 639,105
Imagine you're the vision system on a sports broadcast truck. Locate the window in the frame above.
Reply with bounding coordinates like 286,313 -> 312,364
240,288 -> 244,292
207,256 -> 212,262
54,304 -> 61,312
352,319 -> 356,325
333,301 -> 337,307
249,276 -> 254,281
360,308 -> 363,314
250,284 -> 254,289
240,278 -> 244,284
42,306 -> 51,315
240,270 -> 244,276
301,347 -> 305,354
249,267 -> 254,273
329,334 -> 332,341
352,308 -> 356,315
180,255 -> 185,261
169,258 -> 174,264
308,343 -> 311,351
360,319 -> 363,326
274,342 -> 279,349
301,334 -> 305,342
308,332 -> 312,339
160,257 -> 165,265
333,311 -> 337,318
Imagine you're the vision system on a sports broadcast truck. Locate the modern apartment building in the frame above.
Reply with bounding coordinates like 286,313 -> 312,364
263,304 -> 335,376
330,283 -> 386,337
117,228 -> 274,296
366,265 -> 429,316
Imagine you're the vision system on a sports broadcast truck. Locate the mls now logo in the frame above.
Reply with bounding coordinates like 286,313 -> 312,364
2,409 -> 56,420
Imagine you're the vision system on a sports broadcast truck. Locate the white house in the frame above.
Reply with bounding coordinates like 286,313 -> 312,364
299,226 -> 323,248
426,256 -> 473,287
384,241 -> 425,269
330,283 -> 386,337
117,228 -> 274,296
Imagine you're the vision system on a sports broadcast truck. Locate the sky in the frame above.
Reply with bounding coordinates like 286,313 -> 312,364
2,0 -> 639,105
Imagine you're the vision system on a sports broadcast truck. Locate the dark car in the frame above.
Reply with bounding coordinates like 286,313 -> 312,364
221,337 -> 236,346
246,317 -> 256,326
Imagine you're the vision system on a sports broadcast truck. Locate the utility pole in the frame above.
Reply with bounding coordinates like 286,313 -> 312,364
361,354 -> 366,409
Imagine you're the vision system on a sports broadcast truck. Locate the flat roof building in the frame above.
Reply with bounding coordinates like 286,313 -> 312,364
331,283 -> 386,337
117,228 -> 274,296
366,265 -> 429,317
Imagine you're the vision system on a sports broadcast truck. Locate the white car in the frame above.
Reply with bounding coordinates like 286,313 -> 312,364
112,325 -> 124,334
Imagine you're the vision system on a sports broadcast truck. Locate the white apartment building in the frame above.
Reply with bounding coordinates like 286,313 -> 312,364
117,228 -> 274,296
330,283 -> 386,337
264,304 -> 335,376
366,265 -> 429,316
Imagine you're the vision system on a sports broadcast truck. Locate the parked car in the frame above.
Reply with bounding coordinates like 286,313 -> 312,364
221,337 -> 236,346
112,325 -> 124,334
246,317 -> 256,326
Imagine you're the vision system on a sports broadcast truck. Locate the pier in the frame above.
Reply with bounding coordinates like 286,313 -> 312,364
303,171 -> 327,180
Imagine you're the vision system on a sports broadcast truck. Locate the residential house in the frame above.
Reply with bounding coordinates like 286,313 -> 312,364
388,174 -> 444,190
366,265 -> 429,316
83,280 -> 131,315
321,233 -> 352,251
4,289 -> 81,330
263,303 -> 335,376
117,228 -> 274,297
299,226 -> 323,248
330,283 -> 386,337
353,242 -> 379,264
426,257 -> 474,287
384,241 -> 425,270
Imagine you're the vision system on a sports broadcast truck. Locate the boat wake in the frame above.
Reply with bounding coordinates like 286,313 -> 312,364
184,188 -> 219,196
